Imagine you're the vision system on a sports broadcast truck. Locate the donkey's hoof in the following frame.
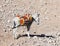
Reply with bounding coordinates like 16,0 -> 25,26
14,34 -> 21,39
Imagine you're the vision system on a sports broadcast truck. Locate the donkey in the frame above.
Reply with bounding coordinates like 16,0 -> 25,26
12,13 -> 40,39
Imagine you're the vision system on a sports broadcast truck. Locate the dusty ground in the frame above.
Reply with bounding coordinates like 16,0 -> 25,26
0,0 -> 60,46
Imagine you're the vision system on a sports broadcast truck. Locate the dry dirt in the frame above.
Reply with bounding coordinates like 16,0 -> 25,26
0,0 -> 60,46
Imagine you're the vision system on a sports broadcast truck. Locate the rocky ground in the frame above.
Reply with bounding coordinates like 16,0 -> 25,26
0,0 -> 60,46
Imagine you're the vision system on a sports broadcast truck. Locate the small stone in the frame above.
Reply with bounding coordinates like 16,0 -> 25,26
45,2 -> 48,5
14,5 -> 17,7
54,15 -> 57,17
23,31 -> 24,33
22,42 -> 24,45
34,32 -> 36,34
33,36 -> 37,39
5,30 -> 6,32
8,20 -> 10,23
58,34 -> 60,36
3,29 -> 6,32
25,41 -> 27,43
8,28 -> 11,31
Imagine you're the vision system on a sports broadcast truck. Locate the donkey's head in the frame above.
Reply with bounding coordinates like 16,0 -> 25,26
32,13 -> 40,25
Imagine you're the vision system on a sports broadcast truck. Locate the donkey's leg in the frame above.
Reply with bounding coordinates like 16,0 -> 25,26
26,31 -> 30,38
26,20 -> 33,38
12,21 -> 20,39
12,21 -> 16,29
13,28 -> 19,39
26,24 -> 31,38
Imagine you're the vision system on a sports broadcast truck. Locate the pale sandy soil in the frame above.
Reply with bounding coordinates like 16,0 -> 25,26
0,0 -> 60,46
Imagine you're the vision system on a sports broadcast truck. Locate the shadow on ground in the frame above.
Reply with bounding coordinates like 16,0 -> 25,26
16,34 -> 55,39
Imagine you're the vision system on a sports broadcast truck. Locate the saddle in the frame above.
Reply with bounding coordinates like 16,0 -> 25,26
16,14 -> 32,25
